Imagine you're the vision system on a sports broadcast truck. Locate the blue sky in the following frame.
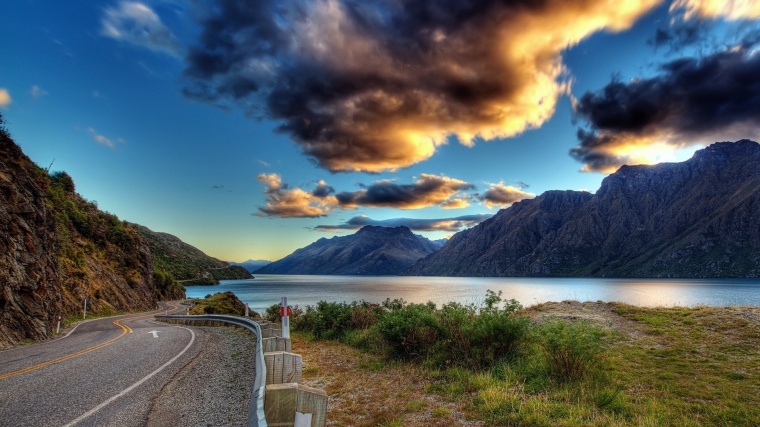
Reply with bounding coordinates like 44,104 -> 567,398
2,0 -> 759,262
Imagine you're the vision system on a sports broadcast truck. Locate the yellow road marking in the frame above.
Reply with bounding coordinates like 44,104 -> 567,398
0,320 -> 129,381
0,302 -> 181,381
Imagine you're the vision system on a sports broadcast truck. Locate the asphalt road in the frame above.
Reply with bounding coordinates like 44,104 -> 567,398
0,302 -> 215,427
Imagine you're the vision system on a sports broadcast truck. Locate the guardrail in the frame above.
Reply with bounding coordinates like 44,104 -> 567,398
155,314 -> 267,427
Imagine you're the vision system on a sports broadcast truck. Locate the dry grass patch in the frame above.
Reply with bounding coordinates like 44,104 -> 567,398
293,332 -> 482,426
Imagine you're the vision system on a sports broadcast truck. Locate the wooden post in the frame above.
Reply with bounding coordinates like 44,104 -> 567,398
263,336 -> 292,353
265,383 -> 328,427
264,351 -> 303,384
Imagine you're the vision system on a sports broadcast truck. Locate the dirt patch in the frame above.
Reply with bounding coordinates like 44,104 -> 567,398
526,300 -> 649,341
294,335 -> 483,427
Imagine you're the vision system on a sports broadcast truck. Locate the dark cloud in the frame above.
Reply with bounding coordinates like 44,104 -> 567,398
572,42 -> 760,172
315,214 -> 493,232
256,173 -> 475,218
335,174 -> 475,209
184,0 -> 658,172
475,182 -> 535,208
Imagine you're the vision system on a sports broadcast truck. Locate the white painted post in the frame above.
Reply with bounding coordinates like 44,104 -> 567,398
281,297 -> 290,339
56,315 -> 61,334
245,303 -> 250,317
83,298 -> 88,319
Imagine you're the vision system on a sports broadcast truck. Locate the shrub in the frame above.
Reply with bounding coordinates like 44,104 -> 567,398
377,303 -> 443,361
536,319 -> 607,383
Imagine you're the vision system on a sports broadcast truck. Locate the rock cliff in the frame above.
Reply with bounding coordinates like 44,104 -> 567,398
255,225 -> 440,275
0,118 -> 185,348
409,140 -> 760,277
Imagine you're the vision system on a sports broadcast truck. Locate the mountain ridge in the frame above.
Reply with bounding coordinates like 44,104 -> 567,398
255,225 -> 440,275
408,140 -> 760,277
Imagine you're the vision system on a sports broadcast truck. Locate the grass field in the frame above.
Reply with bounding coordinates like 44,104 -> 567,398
292,300 -> 760,426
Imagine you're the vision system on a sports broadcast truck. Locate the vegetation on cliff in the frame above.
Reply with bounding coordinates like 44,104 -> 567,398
135,224 -> 252,285
188,291 -> 248,316
0,113 -> 187,347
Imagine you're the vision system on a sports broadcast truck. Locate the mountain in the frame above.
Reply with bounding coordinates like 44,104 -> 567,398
135,225 -> 253,285
0,120 -> 186,348
229,259 -> 271,273
408,140 -> 760,278
255,226 -> 440,275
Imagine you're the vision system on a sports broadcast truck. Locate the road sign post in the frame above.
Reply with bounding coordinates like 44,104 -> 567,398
281,297 -> 291,339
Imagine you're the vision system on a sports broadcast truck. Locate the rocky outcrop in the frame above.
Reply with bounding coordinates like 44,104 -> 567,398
0,119 -> 186,348
255,226 -> 440,275
409,140 -> 760,277
0,128 -> 61,347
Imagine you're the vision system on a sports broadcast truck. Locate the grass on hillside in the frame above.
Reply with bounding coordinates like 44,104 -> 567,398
286,296 -> 760,426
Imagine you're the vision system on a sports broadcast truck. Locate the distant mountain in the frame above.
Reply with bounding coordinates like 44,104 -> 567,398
255,226 -> 440,275
134,225 -> 252,285
408,140 -> 760,278
229,259 -> 271,273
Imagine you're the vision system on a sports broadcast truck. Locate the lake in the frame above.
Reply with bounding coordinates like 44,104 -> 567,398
184,275 -> 760,315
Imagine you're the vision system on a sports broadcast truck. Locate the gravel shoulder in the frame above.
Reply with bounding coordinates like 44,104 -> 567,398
146,326 -> 255,427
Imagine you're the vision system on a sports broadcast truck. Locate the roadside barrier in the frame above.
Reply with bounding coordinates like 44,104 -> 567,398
155,313 -> 328,427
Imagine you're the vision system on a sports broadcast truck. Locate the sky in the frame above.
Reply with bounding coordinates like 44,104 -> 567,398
2,0 -> 760,263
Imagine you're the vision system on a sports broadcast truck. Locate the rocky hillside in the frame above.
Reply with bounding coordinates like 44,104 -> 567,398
255,226 -> 440,275
135,225 -> 252,285
0,117 -> 188,347
409,140 -> 760,277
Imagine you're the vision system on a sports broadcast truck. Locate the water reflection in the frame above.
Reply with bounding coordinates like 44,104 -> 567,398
184,275 -> 760,315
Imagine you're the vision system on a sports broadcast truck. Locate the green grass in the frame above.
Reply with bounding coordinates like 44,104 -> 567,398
299,299 -> 760,426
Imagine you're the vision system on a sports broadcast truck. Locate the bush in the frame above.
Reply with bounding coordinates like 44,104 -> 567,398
377,303 -> 443,361
535,319 -> 607,383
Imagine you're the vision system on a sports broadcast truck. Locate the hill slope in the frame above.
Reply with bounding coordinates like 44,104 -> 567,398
135,225 -> 252,285
409,140 -> 760,277
255,226 -> 440,275
0,119 -> 185,347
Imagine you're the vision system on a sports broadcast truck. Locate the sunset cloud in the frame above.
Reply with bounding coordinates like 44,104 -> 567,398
670,0 -> 760,20
0,89 -> 11,108
184,0 -> 659,172
476,182 -> 535,208
335,174 -> 475,210
572,42 -> 760,172
256,173 -> 338,218
256,173 -> 477,217
315,214 -> 493,233
101,1 -> 182,58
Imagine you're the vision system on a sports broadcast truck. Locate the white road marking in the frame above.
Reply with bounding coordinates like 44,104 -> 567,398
61,326 -> 196,427
148,330 -> 159,338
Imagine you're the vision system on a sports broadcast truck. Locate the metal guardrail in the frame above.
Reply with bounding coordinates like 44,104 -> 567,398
155,314 -> 268,427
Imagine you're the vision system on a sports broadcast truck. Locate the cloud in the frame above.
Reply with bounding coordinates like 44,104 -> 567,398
183,0 -> 659,172
335,174 -> 474,209
476,182 -> 535,208
315,214 -> 493,232
256,173 -> 337,218
670,0 -> 760,20
0,88 -> 11,108
87,127 -> 125,149
571,42 -> 760,172
30,85 -> 48,100
256,173 -> 476,218
101,1 -> 182,58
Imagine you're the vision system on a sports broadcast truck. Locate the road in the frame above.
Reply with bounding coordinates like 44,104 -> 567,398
0,302 -> 222,427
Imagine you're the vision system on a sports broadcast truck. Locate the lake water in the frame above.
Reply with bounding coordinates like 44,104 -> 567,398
184,275 -> 760,315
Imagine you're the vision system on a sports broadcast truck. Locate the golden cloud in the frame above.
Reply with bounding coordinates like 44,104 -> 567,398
186,0 -> 661,172
671,0 -> 760,20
